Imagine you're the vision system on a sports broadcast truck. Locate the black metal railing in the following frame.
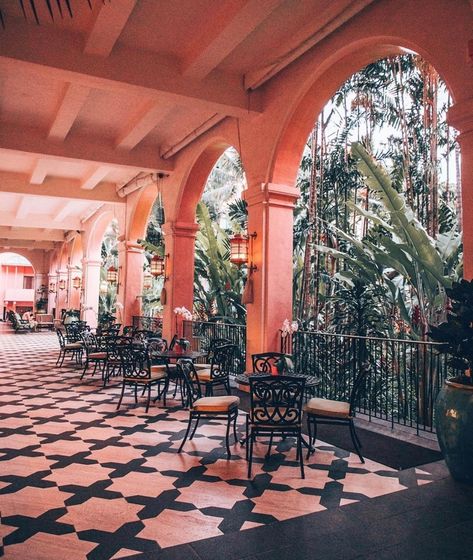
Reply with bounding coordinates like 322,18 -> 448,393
132,316 -> 163,335
281,330 -> 455,434
183,320 -> 246,375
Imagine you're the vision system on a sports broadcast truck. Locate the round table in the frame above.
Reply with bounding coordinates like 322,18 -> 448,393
155,350 -> 206,360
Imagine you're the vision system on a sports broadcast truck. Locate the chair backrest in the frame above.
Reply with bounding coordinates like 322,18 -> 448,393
169,334 -> 178,350
177,359 -> 202,407
56,328 -> 67,348
123,325 -> 137,337
252,352 -> 293,374
147,338 -> 168,364
210,344 -> 237,379
118,345 -> 151,380
80,331 -> 99,352
249,375 -> 305,427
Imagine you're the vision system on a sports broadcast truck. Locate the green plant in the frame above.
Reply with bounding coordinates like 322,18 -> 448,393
429,279 -> 473,385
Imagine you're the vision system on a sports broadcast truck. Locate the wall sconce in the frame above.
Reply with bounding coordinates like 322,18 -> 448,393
150,254 -> 169,279
58,279 -> 67,291
230,232 -> 257,273
72,276 -> 82,290
143,271 -> 153,290
49,282 -> 56,293
107,265 -> 118,284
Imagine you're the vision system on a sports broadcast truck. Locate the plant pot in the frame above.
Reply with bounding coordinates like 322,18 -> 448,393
435,378 -> 473,484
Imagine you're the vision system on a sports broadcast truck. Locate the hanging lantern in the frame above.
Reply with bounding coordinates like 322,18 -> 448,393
150,255 -> 165,277
107,265 -> 118,284
229,233 -> 248,267
143,271 -> 153,290
49,282 -> 56,293
58,279 -> 66,291
72,276 -> 81,290
99,280 -> 109,295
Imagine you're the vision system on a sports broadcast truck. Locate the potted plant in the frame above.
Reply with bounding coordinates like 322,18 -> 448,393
429,279 -> 473,484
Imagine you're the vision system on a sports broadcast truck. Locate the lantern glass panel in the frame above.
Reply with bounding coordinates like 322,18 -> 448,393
230,234 -> 248,266
150,255 -> 165,277
107,266 -> 118,284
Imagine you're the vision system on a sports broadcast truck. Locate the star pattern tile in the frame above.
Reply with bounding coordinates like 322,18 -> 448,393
0,326 -> 434,558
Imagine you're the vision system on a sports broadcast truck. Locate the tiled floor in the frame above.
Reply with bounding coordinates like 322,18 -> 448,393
0,326 -> 451,559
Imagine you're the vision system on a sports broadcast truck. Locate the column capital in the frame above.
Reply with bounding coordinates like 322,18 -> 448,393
123,240 -> 144,254
81,258 -> 102,267
243,182 -> 299,208
162,221 -> 199,239
447,98 -> 473,136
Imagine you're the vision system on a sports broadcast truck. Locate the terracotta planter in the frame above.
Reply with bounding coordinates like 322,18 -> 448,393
435,378 -> 473,484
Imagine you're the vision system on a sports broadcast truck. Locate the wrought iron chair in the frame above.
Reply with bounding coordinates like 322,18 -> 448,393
303,367 -> 368,463
252,352 -> 294,374
177,360 -> 239,458
122,325 -> 137,337
116,345 -> 168,413
194,337 -> 231,370
194,343 -> 237,396
247,375 -> 306,478
80,331 -> 108,383
55,328 -> 82,367
147,338 -> 171,405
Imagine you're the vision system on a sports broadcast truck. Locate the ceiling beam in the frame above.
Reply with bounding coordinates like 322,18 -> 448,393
0,20 -> 262,118
30,159 -> 50,185
84,0 -> 138,57
0,239 -> 59,250
48,83 -> 91,141
81,166 -> 112,190
0,122 -> 173,174
0,171 -> 125,205
115,100 -> 173,150
52,201 -> 76,223
182,0 -> 283,80
15,198 -> 30,219
0,227 -> 64,242
244,0 -> 377,90
0,212 -> 82,231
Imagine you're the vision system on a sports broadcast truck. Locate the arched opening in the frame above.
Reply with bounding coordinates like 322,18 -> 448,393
0,252 -> 35,321
98,219 -> 119,324
193,146 -> 248,324
291,52 -> 459,339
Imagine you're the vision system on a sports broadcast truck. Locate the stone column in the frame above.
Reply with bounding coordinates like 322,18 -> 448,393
33,272 -> 47,313
81,258 -> 101,328
67,265 -> 81,311
243,182 -> 299,366
118,241 -> 144,327
448,98 -> 473,279
161,221 -> 199,341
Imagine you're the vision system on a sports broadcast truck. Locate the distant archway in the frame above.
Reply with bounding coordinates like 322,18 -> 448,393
0,252 -> 35,320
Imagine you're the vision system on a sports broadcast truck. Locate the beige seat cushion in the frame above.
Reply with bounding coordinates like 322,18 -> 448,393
304,397 -> 351,418
151,365 -> 168,376
65,342 -> 82,350
89,352 -> 107,359
196,369 -> 212,382
194,363 -> 212,370
193,395 -> 240,412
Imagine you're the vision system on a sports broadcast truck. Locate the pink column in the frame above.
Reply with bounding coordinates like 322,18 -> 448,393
81,258 -> 101,328
119,242 -> 144,327
161,221 -> 199,342
447,99 -> 473,279
243,183 -> 299,366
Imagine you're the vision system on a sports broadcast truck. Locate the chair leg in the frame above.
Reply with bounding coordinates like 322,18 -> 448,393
116,381 -> 126,410
247,431 -> 254,478
80,360 -> 88,380
145,384 -> 151,413
225,380 -> 231,395
266,433 -> 273,458
225,415 -> 232,458
134,384 -> 138,403
232,413 -> 238,443
189,413 -> 200,440
178,412 -> 193,453
298,432 -> 305,479
349,420 -> 364,463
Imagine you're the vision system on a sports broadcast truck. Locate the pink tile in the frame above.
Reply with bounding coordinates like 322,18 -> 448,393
0,486 -> 72,518
2,531 -> 96,559
44,463 -> 113,487
107,470 -> 177,497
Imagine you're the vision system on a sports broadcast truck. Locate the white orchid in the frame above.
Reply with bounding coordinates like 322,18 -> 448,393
174,306 -> 193,321
281,318 -> 298,336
